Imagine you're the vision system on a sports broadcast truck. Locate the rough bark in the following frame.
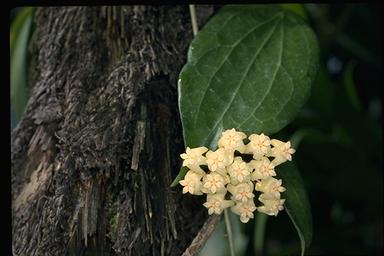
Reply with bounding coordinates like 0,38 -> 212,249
11,6 -> 218,256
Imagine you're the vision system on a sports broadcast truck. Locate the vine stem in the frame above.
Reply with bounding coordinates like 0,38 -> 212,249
224,209 -> 235,256
189,5 -> 198,36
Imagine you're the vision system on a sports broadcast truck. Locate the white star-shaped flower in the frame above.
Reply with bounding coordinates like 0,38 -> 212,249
206,148 -> 233,173
179,170 -> 204,195
231,200 -> 257,223
269,139 -> 295,166
250,157 -> 276,180
227,182 -> 255,202
203,193 -> 234,215
227,157 -> 252,183
255,176 -> 286,199
180,146 -> 208,173
218,128 -> 247,153
246,133 -> 271,159
258,194 -> 285,216
202,172 -> 228,194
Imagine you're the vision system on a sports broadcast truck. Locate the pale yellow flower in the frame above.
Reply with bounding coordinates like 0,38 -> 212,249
179,170 -> 204,195
206,148 -> 233,172
179,129 -> 294,222
180,146 -> 208,173
246,133 -> 271,159
231,200 -> 257,223
202,172 -> 228,194
258,194 -> 285,216
269,140 -> 295,166
203,193 -> 234,215
227,157 -> 252,182
229,177 -> 251,186
250,157 -> 276,180
255,176 -> 286,199
218,128 -> 247,153
227,182 -> 254,202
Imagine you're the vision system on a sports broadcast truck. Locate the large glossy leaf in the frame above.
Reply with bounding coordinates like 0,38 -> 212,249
276,161 -> 313,256
178,5 -> 319,149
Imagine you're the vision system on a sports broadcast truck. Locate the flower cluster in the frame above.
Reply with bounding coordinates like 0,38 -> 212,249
179,128 -> 295,223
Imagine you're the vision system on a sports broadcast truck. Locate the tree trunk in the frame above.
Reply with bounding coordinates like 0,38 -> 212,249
11,6 -> 218,256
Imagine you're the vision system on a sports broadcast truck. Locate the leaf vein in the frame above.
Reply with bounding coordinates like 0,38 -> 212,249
193,13 -> 282,128
237,14 -> 285,129
202,15 -> 282,146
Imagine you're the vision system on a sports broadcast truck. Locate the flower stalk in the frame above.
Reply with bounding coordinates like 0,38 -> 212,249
189,5 -> 198,37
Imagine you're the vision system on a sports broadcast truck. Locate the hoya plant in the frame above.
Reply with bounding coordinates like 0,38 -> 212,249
11,4 -> 382,256
172,4 -> 319,256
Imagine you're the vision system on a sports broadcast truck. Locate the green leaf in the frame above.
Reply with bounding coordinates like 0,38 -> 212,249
276,161 -> 313,256
178,5 -> 319,150
11,7 -> 34,122
280,4 -> 308,20
10,7 -> 34,53
170,166 -> 188,187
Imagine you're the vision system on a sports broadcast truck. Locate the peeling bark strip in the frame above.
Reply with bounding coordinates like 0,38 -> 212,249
181,215 -> 221,256
11,6 -> 216,256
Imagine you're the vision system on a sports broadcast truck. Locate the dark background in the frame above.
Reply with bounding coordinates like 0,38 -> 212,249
262,4 -> 383,255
